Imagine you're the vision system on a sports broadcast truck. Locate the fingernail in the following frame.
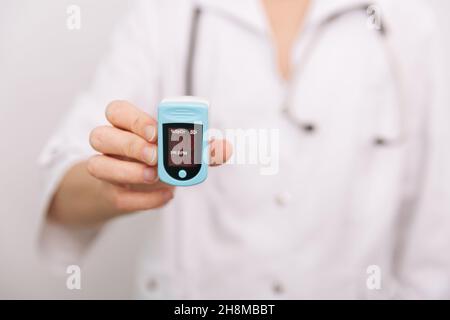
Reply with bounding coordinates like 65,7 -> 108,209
143,168 -> 156,182
144,126 -> 157,142
143,146 -> 157,165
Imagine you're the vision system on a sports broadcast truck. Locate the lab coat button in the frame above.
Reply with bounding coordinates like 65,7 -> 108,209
275,192 -> 292,207
272,282 -> 284,295
374,137 -> 387,146
302,123 -> 316,133
146,278 -> 158,291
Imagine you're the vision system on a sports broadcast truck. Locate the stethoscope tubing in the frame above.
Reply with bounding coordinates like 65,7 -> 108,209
185,4 -> 404,146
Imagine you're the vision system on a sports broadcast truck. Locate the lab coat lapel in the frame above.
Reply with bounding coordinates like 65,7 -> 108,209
308,0 -> 373,26
195,0 -> 374,32
194,0 -> 267,34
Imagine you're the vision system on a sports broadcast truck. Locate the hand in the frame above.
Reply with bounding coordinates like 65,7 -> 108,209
87,100 -> 232,214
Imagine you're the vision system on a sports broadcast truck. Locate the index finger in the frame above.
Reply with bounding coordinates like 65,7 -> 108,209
209,139 -> 233,166
105,100 -> 157,143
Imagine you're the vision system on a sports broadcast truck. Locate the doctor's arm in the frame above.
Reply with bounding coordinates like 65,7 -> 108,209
393,20 -> 450,298
48,101 -> 232,227
37,1 -> 231,266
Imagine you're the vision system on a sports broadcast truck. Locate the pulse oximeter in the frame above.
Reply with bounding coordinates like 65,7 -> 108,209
157,97 -> 209,186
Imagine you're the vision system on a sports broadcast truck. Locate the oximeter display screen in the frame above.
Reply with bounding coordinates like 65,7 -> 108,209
162,123 -> 203,180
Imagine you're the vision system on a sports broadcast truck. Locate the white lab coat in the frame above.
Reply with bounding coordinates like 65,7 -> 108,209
39,0 -> 450,299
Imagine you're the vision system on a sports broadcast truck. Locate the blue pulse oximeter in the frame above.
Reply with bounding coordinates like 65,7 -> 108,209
157,97 -> 209,186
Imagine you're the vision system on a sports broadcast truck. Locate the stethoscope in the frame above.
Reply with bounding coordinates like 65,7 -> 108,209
185,4 -> 405,147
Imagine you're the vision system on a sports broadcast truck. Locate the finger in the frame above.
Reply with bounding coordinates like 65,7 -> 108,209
126,183 -> 174,193
105,100 -> 157,143
87,155 -> 158,185
90,126 -> 157,166
209,139 -> 233,166
111,188 -> 175,213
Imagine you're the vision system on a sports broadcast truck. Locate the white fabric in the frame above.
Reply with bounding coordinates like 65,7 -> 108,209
38,0 -> 450,299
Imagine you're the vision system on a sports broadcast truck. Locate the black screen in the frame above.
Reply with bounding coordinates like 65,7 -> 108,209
162,123 -> 203,180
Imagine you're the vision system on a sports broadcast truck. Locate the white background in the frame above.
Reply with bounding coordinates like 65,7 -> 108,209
0,0 -> 449,299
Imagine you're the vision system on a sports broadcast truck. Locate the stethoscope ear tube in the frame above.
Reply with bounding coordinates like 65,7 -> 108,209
185,7 -> 203,96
